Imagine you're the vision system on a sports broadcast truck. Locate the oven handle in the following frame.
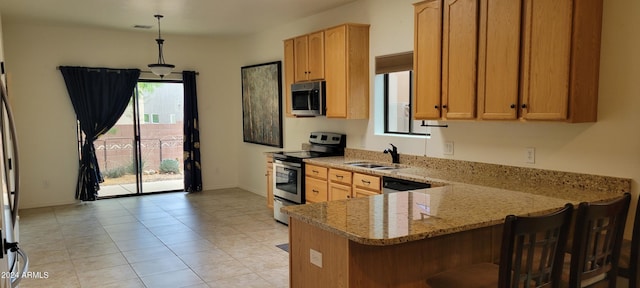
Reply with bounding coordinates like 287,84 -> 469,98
274,159 -> 302,168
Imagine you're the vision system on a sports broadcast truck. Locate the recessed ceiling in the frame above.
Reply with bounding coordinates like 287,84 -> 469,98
0,0 -> 358,36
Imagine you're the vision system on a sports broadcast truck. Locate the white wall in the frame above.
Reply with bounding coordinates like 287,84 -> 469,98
1,18 -> 244,208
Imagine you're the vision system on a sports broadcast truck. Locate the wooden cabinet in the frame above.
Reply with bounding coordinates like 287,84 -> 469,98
283,39 -> 295,117
293,31 -> 325,82
414,0 -> 478,120
324,24 -> 370,119
329,168 -> 352,200
477,0 -> 521,120
519,0 -> 601,122
352,172 -> 381,198
266,155 -> 273,209
441,0 -> 478,120
414,0 -> 602,123
305,164 -> 328,203
413,0 -> 443,120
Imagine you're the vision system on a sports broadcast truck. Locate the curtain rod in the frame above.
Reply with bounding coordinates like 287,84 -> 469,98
56,67 -> 198,75
141,70 -> 199,75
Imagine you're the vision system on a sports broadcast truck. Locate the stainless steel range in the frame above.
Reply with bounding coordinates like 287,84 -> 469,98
272,132 -> 346,224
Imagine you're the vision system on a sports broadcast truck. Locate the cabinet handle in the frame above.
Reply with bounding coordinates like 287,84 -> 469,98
361,180 -> 370,185
510,104 -> 516,109
336,175 -> 343,179
347,195 -> 351,198
442,105 -> 447,109
265,173 -> 268,176
434,105 -> 439,109
521,104 -> 527,109
312,189 -> 319,193
312,170 -> 319,174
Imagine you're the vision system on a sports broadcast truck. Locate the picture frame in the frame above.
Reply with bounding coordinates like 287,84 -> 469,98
241,61 -> 283,148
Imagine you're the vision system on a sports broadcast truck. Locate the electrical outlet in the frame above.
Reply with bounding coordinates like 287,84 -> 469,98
310,249 -> 323,268
526,147 -> 535,164
444,141 -> 454,155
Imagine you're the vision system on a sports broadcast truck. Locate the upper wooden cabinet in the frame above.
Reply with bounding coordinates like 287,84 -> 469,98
414,0 -> 443,120
294,32 -> 325,82
283,39 -> 295,117
519,0 -> 601,122
283,23 -> 370,119
442,0 -> 478,120
477,0 -> 521,120
325,23 -> 370,119
414,0 -> 602,123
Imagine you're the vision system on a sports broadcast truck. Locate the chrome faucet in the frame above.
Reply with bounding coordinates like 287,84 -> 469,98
383,143 -> 400,164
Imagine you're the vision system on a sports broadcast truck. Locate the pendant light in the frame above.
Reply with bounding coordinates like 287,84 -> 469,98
148,14 -> 175,78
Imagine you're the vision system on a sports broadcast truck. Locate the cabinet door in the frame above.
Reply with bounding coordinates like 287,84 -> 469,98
329,183 -> 351,201
266,156 -> 273,208
477,0 -> 521,120
283,39 -> 295,117
325,25 -> 347,118
294,35 -> 309,82
414,0 -> 443,120
520,0 -> 572,120
307,31 -> 325,80
442,0 -> 477,120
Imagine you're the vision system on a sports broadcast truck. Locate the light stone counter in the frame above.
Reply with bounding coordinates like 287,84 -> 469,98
282,155 -> 630,246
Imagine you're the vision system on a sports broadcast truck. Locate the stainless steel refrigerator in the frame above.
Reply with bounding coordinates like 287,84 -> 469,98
0,78 -> 28,287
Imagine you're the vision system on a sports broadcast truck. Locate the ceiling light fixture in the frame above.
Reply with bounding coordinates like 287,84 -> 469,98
148,14 -> 174,78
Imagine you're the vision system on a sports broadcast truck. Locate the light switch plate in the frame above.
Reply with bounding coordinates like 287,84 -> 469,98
444,141 -> 454,155
526,147 -> 535,164
310,249 -> 323,268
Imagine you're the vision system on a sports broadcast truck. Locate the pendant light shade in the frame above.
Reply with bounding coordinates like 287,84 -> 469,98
148,14 -> 174,78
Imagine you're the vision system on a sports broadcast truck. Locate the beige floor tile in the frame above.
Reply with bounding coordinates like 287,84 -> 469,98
19,189 -> 291,288
191,259 -> 253,282
76,264 -> 138,287
140,268 -> 204,288
177,249 -> 234,268
130,254 -> 187,277
71,252 -> 128,271
207,273 -> 276,288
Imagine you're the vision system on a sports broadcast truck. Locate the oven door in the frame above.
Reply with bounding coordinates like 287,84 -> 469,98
273,159 -> 303,204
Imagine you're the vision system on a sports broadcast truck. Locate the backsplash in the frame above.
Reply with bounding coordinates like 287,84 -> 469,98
345,148 -> 632,195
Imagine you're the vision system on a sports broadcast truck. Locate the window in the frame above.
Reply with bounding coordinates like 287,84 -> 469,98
376,52 -> 429,136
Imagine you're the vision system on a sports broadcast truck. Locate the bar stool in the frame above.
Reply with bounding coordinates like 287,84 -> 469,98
564,193 -> 631,288
425,203 -> 574,288
618,194 -> 639,288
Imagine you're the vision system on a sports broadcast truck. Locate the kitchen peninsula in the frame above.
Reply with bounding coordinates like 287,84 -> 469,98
282,152 -> 630,288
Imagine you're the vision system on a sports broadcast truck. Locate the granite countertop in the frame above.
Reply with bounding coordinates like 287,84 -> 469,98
282,156 -> 627,246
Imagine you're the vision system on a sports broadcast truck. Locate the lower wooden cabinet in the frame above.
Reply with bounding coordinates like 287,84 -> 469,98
306,164 -> 329,203
304,164 -> 382,203
352,172 -> 381,197
266,155 -> 273,209
329,168 -> 352,200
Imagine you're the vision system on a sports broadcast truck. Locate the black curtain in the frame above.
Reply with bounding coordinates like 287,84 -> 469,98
183,71 -> 202,192
60,66 -> 140,201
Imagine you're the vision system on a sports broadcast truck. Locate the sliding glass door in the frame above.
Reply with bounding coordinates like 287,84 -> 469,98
97,80 -> 184,197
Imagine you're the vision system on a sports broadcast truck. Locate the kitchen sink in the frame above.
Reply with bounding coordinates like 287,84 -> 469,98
346,162 -> 400,170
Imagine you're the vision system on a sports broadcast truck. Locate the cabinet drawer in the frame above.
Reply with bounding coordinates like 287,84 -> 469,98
306,177 -> 328,203
305,164 -> 328,179
329,168 -> 352,185
353,173 -> 381,192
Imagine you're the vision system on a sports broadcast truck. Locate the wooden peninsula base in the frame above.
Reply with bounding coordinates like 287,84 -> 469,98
289,218 -> 501,288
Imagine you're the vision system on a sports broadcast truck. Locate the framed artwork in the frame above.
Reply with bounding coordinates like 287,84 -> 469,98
241,61 -> 283,148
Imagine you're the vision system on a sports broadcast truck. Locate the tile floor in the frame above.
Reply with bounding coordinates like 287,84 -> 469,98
17,188 -> 290,288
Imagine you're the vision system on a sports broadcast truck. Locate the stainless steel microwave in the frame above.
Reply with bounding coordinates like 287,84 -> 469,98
291,81 -> 325,116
